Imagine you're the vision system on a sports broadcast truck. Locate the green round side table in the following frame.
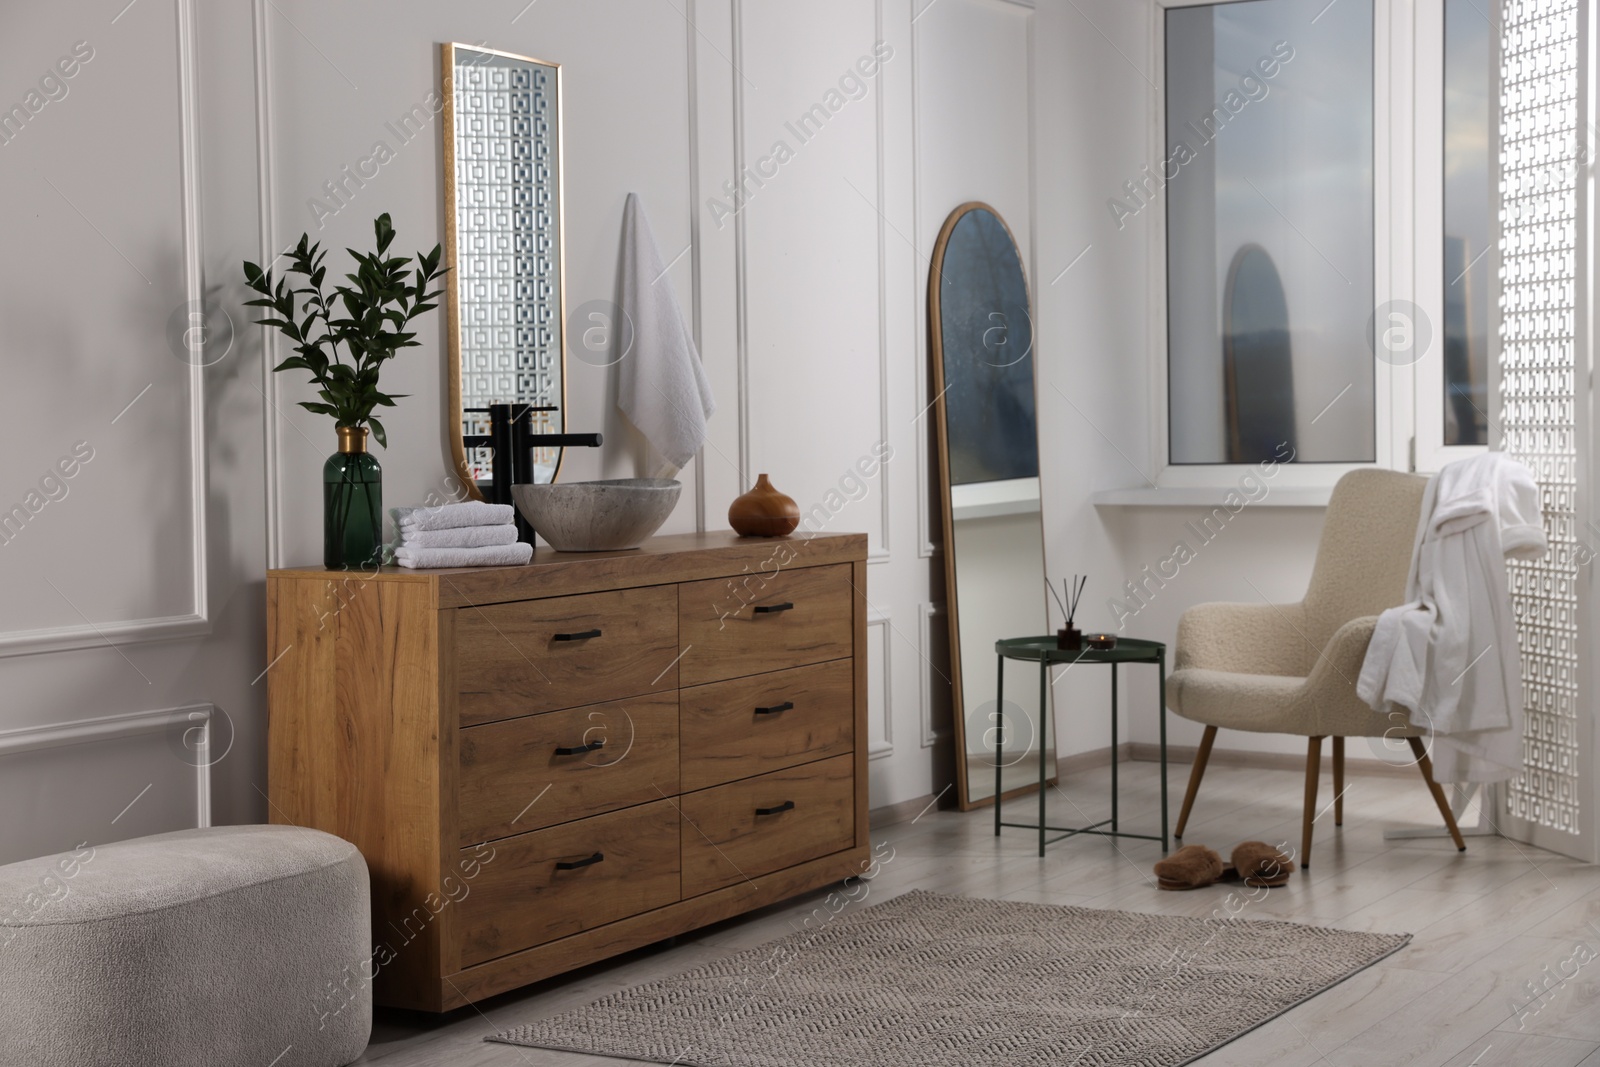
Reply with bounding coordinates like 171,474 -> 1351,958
993,635 -> 1169,857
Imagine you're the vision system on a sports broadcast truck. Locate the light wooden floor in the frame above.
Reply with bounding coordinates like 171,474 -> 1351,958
356,759 -> 1600,1067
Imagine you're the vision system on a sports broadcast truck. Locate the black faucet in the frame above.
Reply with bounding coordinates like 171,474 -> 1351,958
463,403 -> 603,545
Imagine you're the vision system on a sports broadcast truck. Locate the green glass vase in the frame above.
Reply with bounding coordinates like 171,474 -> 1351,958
324,426 -> 382,569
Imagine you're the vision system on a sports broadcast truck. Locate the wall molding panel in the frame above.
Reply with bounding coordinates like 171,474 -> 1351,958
871,0 -> 894,564
0,0 -> 211,658
684,0 -> 710,534
730,0 -> 752,488
253,0 -> 283,568
176,0 -> 211,627
868,610 -> 894,758
918,600 -> 950,747
0,613 -> 211,661
911,5 -> 936,560
0,704 -> 214,831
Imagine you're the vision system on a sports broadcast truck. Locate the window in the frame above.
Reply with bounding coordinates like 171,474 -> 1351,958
1164,0 -> 1375,465
1144,0 -> 1494,487
1442,0 -> 1491,446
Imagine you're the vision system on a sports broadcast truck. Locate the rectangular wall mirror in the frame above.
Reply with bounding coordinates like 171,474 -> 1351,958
929,202 -> 1053,811
441,42 -> 567,497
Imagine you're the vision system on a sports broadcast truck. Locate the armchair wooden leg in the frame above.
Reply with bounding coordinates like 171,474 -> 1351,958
1332,738 -> 1345,827
1174,725 -> 1217,840
1302,737 -> 1323,870
1407,736 -> 1467,852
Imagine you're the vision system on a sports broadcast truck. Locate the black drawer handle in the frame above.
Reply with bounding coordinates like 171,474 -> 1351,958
755,800 -> 796,816
554,738 -> 606,756
553,628 -> 602,642
554,851 -> 604,871
754,701 -> 795,715
752,602 -> 794,615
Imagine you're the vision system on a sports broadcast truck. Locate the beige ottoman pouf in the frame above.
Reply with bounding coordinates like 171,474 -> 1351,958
0,825 -> 370,1067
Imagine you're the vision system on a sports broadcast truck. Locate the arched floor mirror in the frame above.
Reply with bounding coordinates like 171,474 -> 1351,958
929,202 -> 1052,811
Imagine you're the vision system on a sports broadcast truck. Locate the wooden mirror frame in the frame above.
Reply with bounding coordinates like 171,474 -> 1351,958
440,42 -> 570,501
928,201 -> 1052,811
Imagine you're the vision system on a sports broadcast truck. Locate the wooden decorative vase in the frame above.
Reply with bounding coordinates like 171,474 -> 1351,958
729,474 -> 800,537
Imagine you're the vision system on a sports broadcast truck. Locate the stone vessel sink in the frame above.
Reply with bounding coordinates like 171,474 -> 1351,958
512,478 -> 682,552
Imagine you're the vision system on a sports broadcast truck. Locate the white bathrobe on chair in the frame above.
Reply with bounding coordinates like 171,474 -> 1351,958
1357,452 -> 1547,782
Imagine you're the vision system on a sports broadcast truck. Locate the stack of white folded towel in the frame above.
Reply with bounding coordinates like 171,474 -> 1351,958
391,502 -> 533,569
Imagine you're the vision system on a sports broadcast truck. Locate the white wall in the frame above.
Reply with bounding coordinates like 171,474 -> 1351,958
1031,0 -> 1161,764
0,0 -> 1342,865
915,0 -> 1049,799
0,0 -> 268,863
253,0 -> 1092,813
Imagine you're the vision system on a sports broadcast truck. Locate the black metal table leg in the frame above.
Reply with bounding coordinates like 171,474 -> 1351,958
995,654 -> 1004,836
1158,649 -> 1169,853
1038,661 -> 1048,858
1110,663 -> 1119,834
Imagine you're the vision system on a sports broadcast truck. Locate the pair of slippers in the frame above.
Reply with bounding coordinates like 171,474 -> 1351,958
1154,842 -> 1293,891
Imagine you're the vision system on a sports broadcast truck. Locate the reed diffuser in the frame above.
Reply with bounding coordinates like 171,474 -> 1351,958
1047,575 -> 1088,651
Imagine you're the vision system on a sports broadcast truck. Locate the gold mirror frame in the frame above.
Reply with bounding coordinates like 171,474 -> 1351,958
928,201 -> 1052,811
440,42 -> 569,500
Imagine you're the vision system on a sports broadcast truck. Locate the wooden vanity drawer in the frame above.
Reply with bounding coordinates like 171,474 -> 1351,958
680,661 -> 853,791
456,586 -> 680,726
679,754 -> 855,897
458,693 -> 680,844
454,800 -> 681,968
678,564 -> 853,686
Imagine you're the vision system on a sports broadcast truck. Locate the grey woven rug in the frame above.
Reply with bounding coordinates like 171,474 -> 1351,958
490,889 -> 1410,1066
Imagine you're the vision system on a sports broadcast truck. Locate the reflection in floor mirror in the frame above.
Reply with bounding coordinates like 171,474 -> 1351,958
928,202 -> 1053,811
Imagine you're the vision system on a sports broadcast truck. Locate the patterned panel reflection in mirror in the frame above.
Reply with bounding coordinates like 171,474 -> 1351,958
442,43 -> 567,497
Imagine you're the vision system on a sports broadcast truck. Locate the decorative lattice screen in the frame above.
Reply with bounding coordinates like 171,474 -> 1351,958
1499,0 -> 1583,836
454,59 -> 561,481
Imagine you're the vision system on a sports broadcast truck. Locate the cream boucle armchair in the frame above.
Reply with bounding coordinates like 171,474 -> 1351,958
1167,468 -> 1466,867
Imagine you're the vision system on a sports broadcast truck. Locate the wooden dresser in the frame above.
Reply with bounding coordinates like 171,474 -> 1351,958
265,531 -> 869,1010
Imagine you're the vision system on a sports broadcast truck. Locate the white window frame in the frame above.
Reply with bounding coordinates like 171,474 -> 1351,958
1137,0 -> 1487,500
1412,0 -> 1498,473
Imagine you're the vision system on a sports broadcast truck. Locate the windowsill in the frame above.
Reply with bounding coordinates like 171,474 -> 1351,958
1091,486 -> 1333,507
